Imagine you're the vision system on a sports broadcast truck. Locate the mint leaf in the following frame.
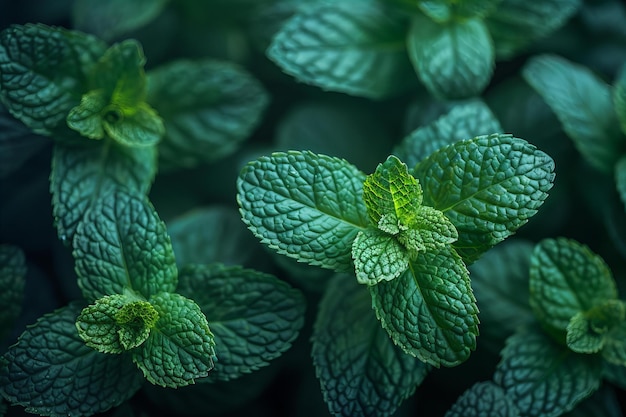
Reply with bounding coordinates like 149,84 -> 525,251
418,0 -> 502,22
134,292 -> 216,387
486,0 -> 582,58
0,244 -> 26,339
50,139 -> 157,244
66,89 -> 108,139
445,381 -> 519,417
0,304 -> 144,417
407,14 -> 493,99
103,102 -> 164,147
523,54 -> 625,173
0,23 -> 106,135
614,63 -> 626,136
237,151 -> 368,272
529,238 -> 617,332
73,0 -> 168,41
394,100 -> 503,168
352,228 -> 409,285
565,385 -> 625,417
267,2 -> 412,99
414,133 -> 555,264
312,274 -> 430,417
369,246 -> 478,367
602,317 -> 626,366
566,300 -> 625,355
616,156 -> 626,210
177,263 -> 305,382
147,59 -> 269,170
73,188 -> 177,301
494,325 -> 603,417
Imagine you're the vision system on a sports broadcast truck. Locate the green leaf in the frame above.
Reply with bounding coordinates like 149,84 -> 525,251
66,89 -> 108,139
73,0 -> 168,41
103,102 -> 164,147
0,304 -> 144,417
444,381 -> 519,417
494,325 -> 603,417
0,244 -> 26,339
73,188 -> 177,301
0,23 -> 107,135
485,0 -> 582,58
616,156 -> 626,210
522,54 -> 625,173
604,361 -> 626,391
352,228 -> 409,285
237,150 -> 368,272
134,292 -> 216,388
602,319 -> 626,366
394,99 -> 503,168
407,14 -> 493,99
147,59 -> 269,170
614,63 -> 626,136
566,300 -> 625,355
564,385 -> 625,417
369,246 -> 478,367
267,2 -> 413,99
529,238 -> 617,332
177,263 -> 305,382
312,274 -> 430,417
418,0 -> 502,22
414,133 -> 555,264
401,206 -> 458,251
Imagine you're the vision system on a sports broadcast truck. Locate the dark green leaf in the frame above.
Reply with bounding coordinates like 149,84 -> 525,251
267,2 -> 412,99
494,325 -> 603,417
73,188 -> 177,301
603,361 -> 626,390
418,0 -> 502,22
523,54 -> 625,173
529,238 -> 617,332
0,244 -> 26,339
237,150 -> 368,272
134,292 -> 215,388
0,23 -> 107,135
602,319 -> 626,366
444,381 -> 519,417
370,246 -> 478,367
414,134 -> 555,264
0,304 -> 143,417
407,14 -> 493,99
614,63 -> 626,136
177,263 -> 305,382
312,274 -> 429,417
147,59 -> 269,170
564,385 -> 624,417
50,138 -> 157,244
616,154 -> 626,211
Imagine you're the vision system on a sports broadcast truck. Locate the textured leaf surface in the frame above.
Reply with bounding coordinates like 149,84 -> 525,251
0,23 -> 106,135
395,100 -> 503,168
50,139 -> 156,244
103,102 -> 164,147
237,150 -> 368,272
486,0 -> 582,58
73,188 -> 177,301
177,263 -> 305,382
444,381 -> 519,417
312,274 -> 429,417
369,246 -> 478,367
66,89 -> 108,139
147,59 -> 269,170
414,133 -> 555,264
566,300 -> 625,355
0,244 -> 26,338
352,229 -> 409,285
0,304 -> 144,417
523,54 -> 625,173
134,292 -> 215,387
267,2 -> 412,99
494,325 -> 602,417
407,14 -> 493,99
529,238 -> 616,332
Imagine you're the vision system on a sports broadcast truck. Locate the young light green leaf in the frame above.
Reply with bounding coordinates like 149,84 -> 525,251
0,244 -> 26,339
401,205 -> 458,251
103,102 -> 164,147
237,150 -> 368,272
394,100 -> 503,168
177,263 -> 305,382
529,238 -> 617,332
0,23 -> 107,135
352,228 -> 409,285
523,54 -> 625,173
76,294 -> 129,354
50,138 -> 157,244
73,0 -> 168,41
566,300 -> 625,355
267,2 -> 413,99
66,89 -> 108,139
494,325 -> 603,417
0,304 -> 144,417
369,246 -> 478,367
485,0 -> 582,58
312,274 -> 430,417
407,14 -> 494,99
134,292 -> 216,388
147,59 -> 269,170
444,381 -> 519,417
614,63 -> 626,136
414,133 -> 555,264
73,188 -> 177,301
